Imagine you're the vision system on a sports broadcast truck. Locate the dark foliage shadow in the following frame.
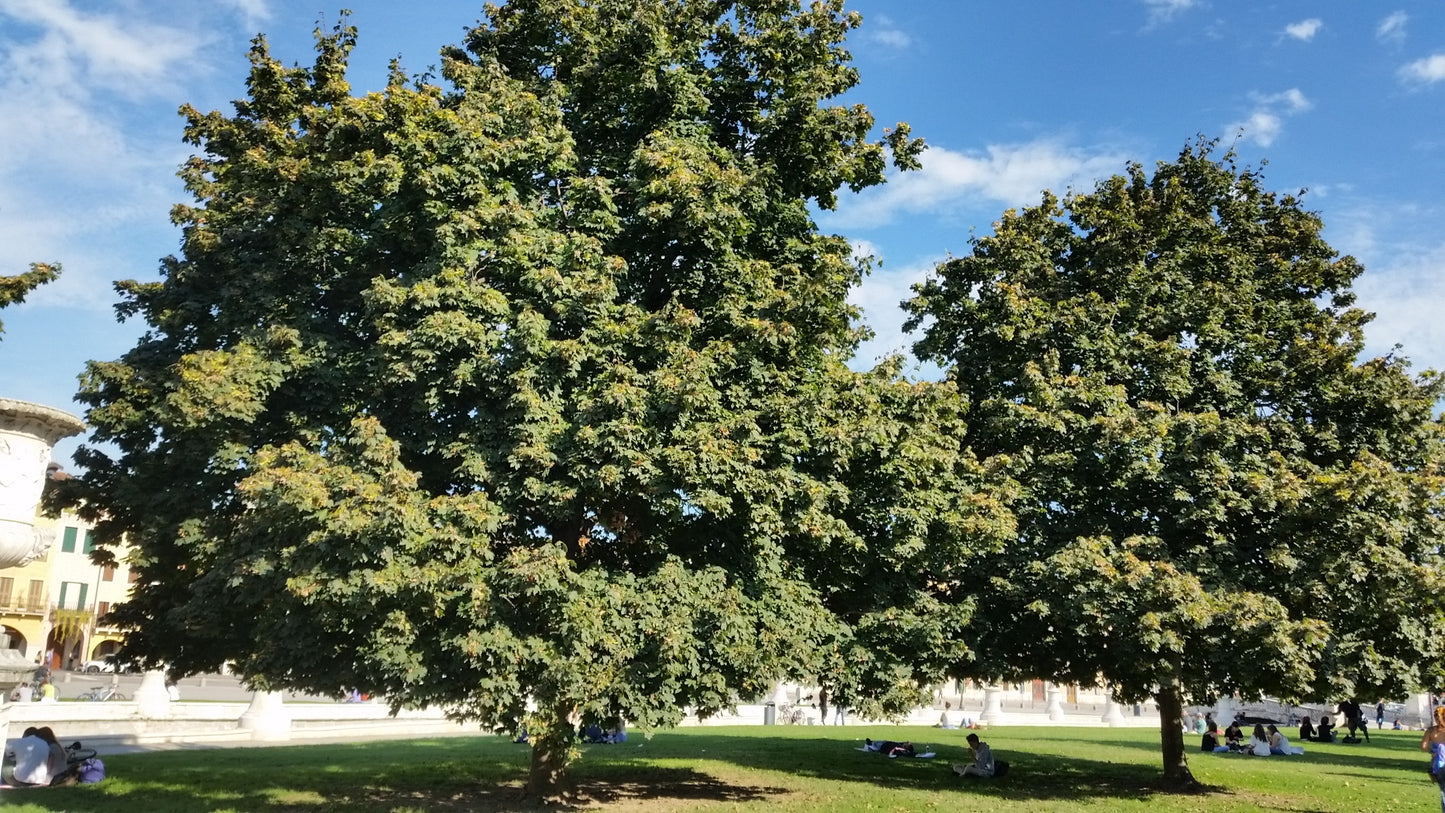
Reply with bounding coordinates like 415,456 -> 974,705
595,731 -> 1177,804
3,738 -> 783,812
7,729 -> 1433,811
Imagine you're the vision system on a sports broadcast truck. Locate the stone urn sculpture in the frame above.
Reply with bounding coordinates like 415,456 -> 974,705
0,397 -> 84,569
0,397 -> 83,751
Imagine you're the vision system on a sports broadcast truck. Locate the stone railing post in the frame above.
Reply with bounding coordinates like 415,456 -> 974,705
1046,686 -> 1066,721
238,690 -> 293,741
1101,699 -> 1127,726
979,685 -> 1008,726
134,669 -> 172,717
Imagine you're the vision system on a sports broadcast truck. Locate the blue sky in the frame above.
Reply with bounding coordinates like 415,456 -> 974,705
3,0 -> 1445,466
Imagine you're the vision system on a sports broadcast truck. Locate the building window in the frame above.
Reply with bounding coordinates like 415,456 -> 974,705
26,580 -> 43,611
102,564 -> 115,582
127,569 -> 139,584
61,527 -> 78,553
97,601 -> 111,618
57,581 -> 88,611
83,531 -> 96,554
0,577 -> 11,607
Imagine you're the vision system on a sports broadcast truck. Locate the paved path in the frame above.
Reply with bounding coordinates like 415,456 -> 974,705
52,668 -> 333,703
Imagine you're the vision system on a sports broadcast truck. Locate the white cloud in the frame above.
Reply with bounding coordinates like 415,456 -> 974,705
0,0 -> 213,321
221,0 -> 271,32
826,140 -> 1127,230
1142,0 -> 1199,26
1376,11 -> 1407,44
850,239 -> 882,266
1234,112 -> 1283,146
1353,242 -> 1445,370
863,14 -> 912,50
1400,54 -> 1445,85
849,260 -> 936,368
0,0 -> 202,92
1284,19 -> 1322,42
1226,88 -> 1311,147
1265,88 -> 1312,113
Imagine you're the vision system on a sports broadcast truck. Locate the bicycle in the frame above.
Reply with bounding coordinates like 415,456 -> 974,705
76,686 -> 127,701
64,742 -> 97,766
777,702 -> 807,725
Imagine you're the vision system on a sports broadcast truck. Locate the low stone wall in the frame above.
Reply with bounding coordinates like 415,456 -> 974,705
1,690 -> 477,753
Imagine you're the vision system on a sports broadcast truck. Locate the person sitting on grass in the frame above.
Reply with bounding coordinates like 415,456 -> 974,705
1267,725 -> 1292,755
938,702 -> 959,729
2,726 -> 68,787
1248,724 -> 1272,756
1201,724 -> 1220,753
1316,715 -> 1336,743
952,733 -> 996,777
1224,721 -> 1244,751
1299,716 -> 1315,742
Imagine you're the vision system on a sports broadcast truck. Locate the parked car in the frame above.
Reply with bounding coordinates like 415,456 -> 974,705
80,657 -> 136,674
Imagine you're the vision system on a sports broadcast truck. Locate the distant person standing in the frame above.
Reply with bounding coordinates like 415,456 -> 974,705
1340,698 -> 1370,742
1377,701 -> 1386,728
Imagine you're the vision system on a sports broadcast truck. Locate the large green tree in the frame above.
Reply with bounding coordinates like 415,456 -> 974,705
65,2 -> 1007,796
906,140 -> 1445,787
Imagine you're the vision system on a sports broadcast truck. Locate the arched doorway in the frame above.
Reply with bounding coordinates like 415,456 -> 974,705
44,630 -> 83,671
1,625 -> 25,656
89,638 -> 121,661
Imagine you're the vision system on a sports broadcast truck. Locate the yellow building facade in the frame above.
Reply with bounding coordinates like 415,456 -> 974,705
0,508 -> 133,670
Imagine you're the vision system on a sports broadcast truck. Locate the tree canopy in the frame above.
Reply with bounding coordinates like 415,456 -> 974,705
66,1 -> 1008,795
0,262 -> 58,338
906,139 -> 1445,786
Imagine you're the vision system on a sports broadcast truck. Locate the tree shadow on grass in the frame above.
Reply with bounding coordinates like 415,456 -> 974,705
2,740 -> 783,813
596,732 -> 1176,804
562,766 -> 786,808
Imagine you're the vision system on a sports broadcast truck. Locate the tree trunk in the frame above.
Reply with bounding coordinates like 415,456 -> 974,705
526,709 -> 576,800
1155,679 -> 1198,789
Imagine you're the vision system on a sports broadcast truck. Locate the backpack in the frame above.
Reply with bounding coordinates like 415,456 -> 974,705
993,760 -> 1010,778
78,758 -> 105,784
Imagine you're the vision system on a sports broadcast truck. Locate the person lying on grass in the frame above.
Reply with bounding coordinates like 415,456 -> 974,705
863,738 -> 915,757
953,733 -> 996,777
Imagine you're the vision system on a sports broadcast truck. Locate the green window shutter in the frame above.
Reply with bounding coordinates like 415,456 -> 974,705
77,583 -> 88,610
83,531 -> 96,554
61,527 -> 77,553
58,581 -> 70,607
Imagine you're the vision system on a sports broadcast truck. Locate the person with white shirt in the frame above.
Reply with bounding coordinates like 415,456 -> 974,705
2,726 -> 65,786
1249,724 -> 1272,756
1268,724 -> 1292,755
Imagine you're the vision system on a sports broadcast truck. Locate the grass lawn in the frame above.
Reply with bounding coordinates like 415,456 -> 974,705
1,725 -> 1439,811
